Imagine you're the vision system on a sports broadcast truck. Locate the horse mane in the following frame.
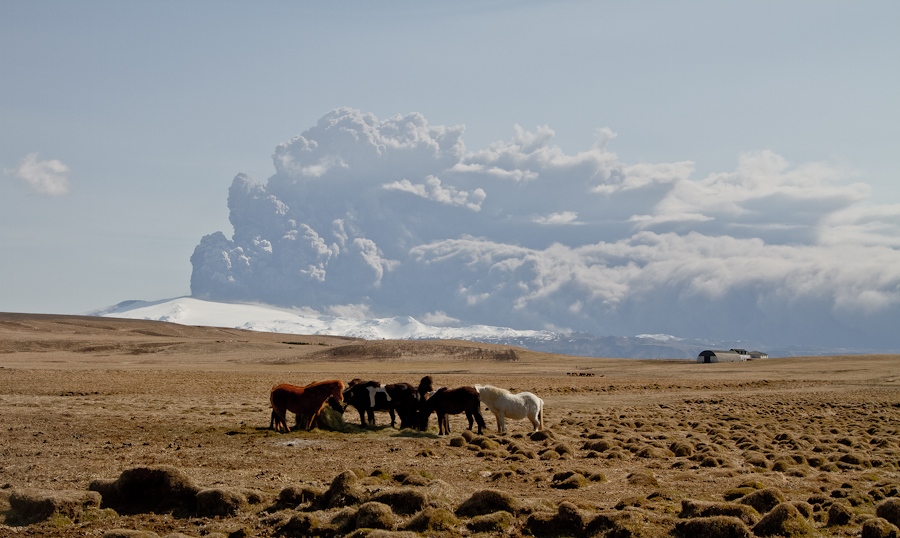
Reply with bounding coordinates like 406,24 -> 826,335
346,380 -> 380,392
305,379 -> 345,401
307,379 -> 344,388
421,386 -> 446,403
475,384 -> 510,399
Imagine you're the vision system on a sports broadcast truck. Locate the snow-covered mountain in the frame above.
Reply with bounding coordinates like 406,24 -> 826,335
87,297 -> 558,342
87,297 -> 889,359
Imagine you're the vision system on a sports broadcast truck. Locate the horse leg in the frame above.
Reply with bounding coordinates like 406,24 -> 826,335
271,408 -> 290,433
473,410 -> 486,435
389,409 -> 396,428
497,413 -> 506,434
465,411 -> 474,431
398,408 -> 415,430
367,409 -> 376,426
489,410 -> 500,433
305,403 -> 325,431
528,413 -> 540,431
438,413 -> 448,435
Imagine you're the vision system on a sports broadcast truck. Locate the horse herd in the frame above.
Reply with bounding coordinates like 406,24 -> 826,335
268,376 -> 545,436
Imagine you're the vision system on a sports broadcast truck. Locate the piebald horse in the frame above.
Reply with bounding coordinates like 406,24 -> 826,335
269,380 -> 344,432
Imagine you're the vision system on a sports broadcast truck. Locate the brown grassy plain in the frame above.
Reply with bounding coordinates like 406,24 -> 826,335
0,313 -> 898,537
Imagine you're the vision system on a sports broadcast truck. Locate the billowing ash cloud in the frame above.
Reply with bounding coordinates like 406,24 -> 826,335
191,108 -> 900,348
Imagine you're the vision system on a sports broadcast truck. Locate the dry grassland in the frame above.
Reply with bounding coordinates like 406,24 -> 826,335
0,313 -> 898,537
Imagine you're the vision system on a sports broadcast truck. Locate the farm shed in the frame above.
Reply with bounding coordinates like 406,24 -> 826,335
697,350 -> 743,363
749,351 -> 768,359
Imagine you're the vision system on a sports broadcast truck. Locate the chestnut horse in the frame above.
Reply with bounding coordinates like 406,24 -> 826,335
269,380 -> 344,432
419,386 -> 486,435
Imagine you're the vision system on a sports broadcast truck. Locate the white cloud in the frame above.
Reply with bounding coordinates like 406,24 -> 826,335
592,161 -> 694,194
817,203 -> 900,248
270,108 -> 465,183
448,162 -> 539,182
353,238 -> 400,287
325,303 -> 372,319
421,311 -> 460,326
464,124 -> 621,182
382,175 -> 486,211
533,211 -> 580,225
300,155 -> 348,178
190,108 -> 900,349
5,152 -> 71,195
631,151 -> 869,231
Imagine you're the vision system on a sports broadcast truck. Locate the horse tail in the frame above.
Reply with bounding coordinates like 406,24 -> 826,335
269,386 -> 289,432
269,386 -> 280,414
538,403 -> 544,431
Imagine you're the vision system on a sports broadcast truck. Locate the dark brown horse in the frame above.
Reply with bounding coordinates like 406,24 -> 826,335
269,380 -> 344,432
417,375 -> 434,400
419,386 -> 485,435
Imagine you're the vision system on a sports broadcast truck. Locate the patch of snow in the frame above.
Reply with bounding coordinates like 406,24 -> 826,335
635,334 -> 684,342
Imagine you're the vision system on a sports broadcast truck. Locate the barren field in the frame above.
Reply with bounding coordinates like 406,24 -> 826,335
1,313 -> 899,538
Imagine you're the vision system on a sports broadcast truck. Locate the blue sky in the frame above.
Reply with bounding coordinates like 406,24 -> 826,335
2,1 -> 898,348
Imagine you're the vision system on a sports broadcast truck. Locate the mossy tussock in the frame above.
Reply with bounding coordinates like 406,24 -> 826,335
6,389 -> 900,537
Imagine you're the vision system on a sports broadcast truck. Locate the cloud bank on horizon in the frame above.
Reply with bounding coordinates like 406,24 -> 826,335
190,108 -> 900,348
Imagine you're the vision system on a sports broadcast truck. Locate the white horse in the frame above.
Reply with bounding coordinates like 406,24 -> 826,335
474,384 -> 544,433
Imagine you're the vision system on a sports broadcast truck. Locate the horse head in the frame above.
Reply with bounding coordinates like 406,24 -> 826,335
331,380 -> 345,403
326,395 -> 345,412
418,375 -> 434,395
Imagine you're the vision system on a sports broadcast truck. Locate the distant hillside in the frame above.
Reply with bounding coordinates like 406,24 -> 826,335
478,332 -> 708,360
83,297 -> 897,359
477,332 -> 892,360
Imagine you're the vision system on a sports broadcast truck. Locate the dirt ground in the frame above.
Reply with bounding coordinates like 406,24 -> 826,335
1,313 -> 898,537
